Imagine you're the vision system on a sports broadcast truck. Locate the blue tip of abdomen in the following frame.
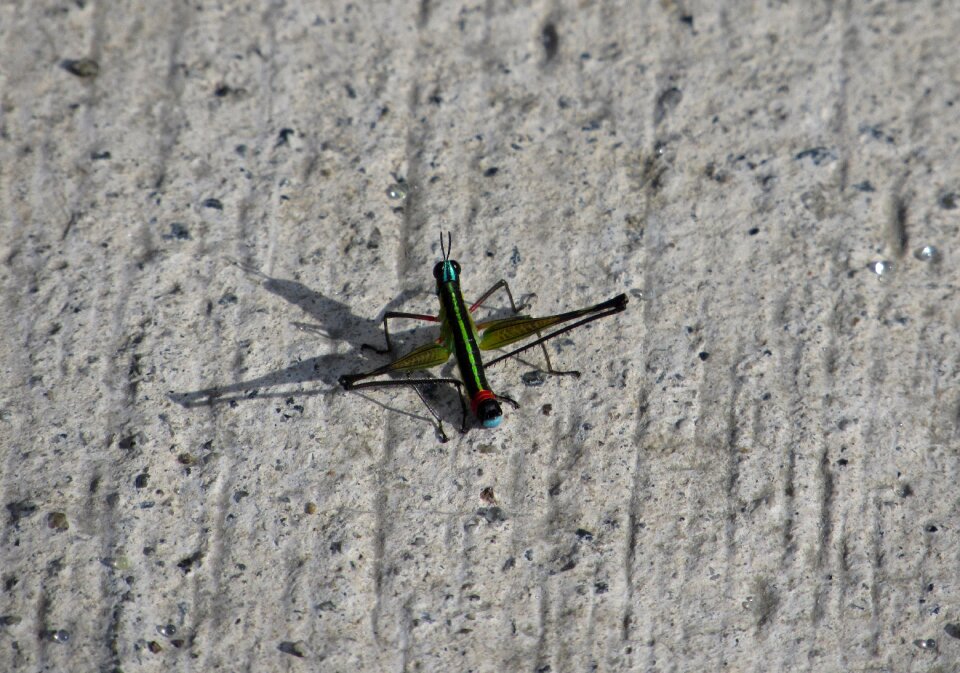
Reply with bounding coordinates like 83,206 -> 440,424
482,416 -> 502,429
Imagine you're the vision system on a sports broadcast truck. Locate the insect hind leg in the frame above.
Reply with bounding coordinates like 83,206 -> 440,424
471,279 -> 576,377
340,374 -> 467,442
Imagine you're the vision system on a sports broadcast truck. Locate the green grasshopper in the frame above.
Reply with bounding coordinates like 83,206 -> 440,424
339,233 -> 627,440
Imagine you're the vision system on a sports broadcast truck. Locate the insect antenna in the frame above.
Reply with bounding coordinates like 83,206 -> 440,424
440,230 -> 452,261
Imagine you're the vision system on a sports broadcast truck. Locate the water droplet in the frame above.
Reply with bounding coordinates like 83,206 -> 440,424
157,624 -> 177,637
521,370 -> 547,387
868,260 -> 894,278
913,245 -> 940,262
100,556 -> 131,570
386,184 -> 407,200
913,638 -> 936,650
50,629 -> 70,643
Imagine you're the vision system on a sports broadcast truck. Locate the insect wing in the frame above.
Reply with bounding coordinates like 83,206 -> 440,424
383,341 -> 453,373
476,315 -> 543,350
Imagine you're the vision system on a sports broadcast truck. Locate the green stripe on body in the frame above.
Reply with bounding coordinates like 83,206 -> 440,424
440,280 -> 489,398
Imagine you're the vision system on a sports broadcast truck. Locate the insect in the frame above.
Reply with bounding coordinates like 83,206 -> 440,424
339,233 -> 627,440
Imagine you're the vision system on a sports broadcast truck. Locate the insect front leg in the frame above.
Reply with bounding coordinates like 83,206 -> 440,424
470,279 -> 529,314
361,310 -> 440,354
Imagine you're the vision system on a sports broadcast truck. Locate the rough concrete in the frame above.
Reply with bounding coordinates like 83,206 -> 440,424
2,1 -> 959,671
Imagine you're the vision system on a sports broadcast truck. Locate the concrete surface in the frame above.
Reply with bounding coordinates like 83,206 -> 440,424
2,1 -> 959,671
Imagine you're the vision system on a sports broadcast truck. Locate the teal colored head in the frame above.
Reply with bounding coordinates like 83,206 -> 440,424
433,231 -> 460,287
433,258 -> 461,285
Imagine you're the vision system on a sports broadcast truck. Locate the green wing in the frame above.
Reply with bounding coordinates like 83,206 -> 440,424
477,315 -> 548,350
383,341 -> 453,373
339,340 -> 453,389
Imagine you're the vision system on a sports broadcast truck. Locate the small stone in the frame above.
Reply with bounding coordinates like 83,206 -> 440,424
278,641 -> 307,657
47,512 -> 69,531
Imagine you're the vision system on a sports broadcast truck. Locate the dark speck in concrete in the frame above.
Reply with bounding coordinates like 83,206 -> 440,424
654,87 -> 683,124
177,551 -> 204,573
795,147 -> 836,166
163,222 -> 191,241
541,23 -> 559,61
477,507 -> 507,524
6,501 -> 37,526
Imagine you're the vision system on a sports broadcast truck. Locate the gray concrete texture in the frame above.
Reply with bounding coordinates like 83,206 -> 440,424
1,0 -> 959,671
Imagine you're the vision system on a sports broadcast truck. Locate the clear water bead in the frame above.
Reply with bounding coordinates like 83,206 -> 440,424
386,184 -> 408,200
868,260 -> 894,278
913,245 -> 940,262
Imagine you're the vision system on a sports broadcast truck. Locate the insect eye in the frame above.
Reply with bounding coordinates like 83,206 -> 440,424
451,261 -> 461,274
432,262 -> 444,279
